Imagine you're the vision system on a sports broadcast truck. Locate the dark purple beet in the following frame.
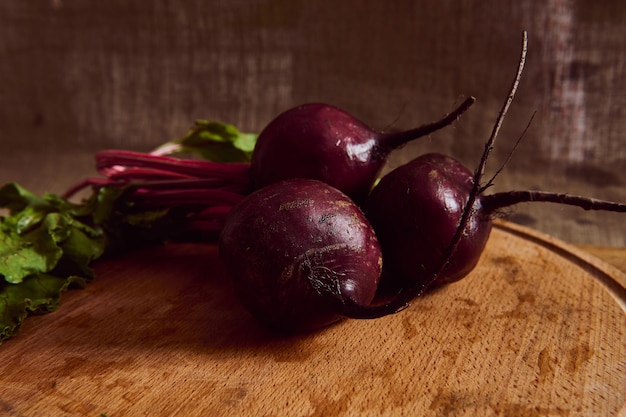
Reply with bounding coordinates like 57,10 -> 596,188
365,153 -> 492,293
218,178 -> 382,331
250,99 -> 474,203
364,152 -> 626,298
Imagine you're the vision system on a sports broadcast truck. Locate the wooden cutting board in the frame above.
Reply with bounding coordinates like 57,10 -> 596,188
1,220 -> 624,417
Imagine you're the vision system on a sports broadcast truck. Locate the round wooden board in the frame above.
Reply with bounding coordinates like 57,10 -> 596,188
1,221 -> 624,417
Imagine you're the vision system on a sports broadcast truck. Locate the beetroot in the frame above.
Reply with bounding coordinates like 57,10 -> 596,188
365,151 -> 626,297
219,178 -> 382,331
365,153 -> 491,292
250,98 -> 475,203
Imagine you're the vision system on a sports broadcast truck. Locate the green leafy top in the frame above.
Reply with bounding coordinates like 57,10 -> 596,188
0,183 -> 105,342
151,120 -> 257,162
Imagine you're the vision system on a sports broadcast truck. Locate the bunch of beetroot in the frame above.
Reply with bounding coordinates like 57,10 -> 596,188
219,31 -> 625,331
219,95 -> 481,331
68,32 -> 625,333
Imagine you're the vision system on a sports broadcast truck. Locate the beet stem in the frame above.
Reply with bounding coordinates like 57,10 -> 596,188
107,167 -> 196,181
380,96 -> 476,150
62,178 -> 111,199
131,188 -> 245,207
124,178 -> 249,193
475,32 -> 528,186
420,30 -> 528,291
481,191 -> 626,213
482,111 -> 536,192
96,150 -> 251,181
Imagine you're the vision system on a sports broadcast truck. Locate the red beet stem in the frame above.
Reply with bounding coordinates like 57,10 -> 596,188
123,178 -> 249,193
379,96 -> 476,150
131,188 -> 245,207
63,148 -> 253,200
183,219 -> 224,233
63,173 -> 249,200
184,206 -> 236,233
194,205 -> 234,220
107,167 -> 196,181
62,178 -> 112,199
481,191 -> 626,214
96,150 -> 251,182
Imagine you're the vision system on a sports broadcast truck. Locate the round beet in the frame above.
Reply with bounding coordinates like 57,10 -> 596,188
250,99 -> 474,203
219,178 -> 382,331
365,151 -> 626,297
361,150 -> 626,315
365,153 -> 492,292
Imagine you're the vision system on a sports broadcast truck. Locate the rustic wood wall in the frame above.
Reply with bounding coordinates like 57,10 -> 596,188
1,0 -> 625,245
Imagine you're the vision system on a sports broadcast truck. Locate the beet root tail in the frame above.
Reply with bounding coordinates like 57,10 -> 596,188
380,96 -> 476,150
481,191 -> 626,214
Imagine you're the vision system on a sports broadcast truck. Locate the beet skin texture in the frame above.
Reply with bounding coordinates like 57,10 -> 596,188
219,178 -> 383,332
366,153 -> 492,292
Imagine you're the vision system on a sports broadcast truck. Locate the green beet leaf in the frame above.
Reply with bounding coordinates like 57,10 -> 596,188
151,120 -> 257,162
0,182 -> 48,214
0,217 -> 64,284
1,183 -> 105,344
0,272 -> 89,342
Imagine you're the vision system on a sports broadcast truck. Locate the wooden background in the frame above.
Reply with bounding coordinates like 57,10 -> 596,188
1,0 -> 625,246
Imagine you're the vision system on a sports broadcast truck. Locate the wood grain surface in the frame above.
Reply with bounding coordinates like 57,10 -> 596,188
579,246 -> 626,275
1,221 -> 624,417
